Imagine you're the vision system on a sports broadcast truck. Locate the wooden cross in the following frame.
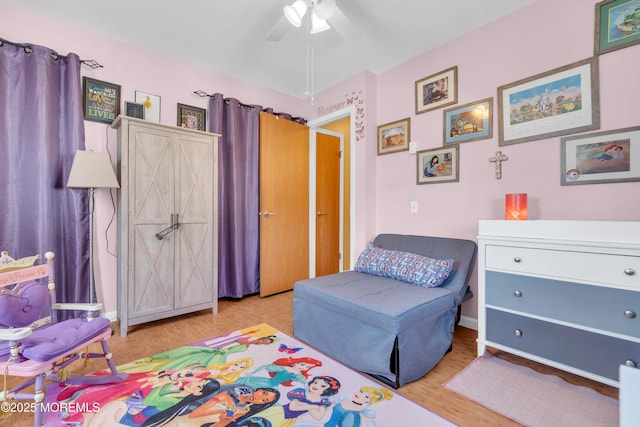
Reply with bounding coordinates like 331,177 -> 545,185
489,151 -> 508,179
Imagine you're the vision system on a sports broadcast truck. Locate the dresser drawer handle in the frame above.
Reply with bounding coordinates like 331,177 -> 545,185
514,290 -> 522,298
624,268 -> 636,276
624,310 -> 637,319
514,329 -> 523,337
513,257 -> 522,263
625,360 -> 637,368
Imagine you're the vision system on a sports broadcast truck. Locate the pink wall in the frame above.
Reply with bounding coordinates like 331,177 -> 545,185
370,0 -> 640,321
3,0 -> 639,323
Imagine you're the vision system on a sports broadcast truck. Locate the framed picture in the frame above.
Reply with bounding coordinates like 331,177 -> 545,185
560,125 -> 640,186
377,117 -> 410,155
416,145 -> 459,185
135,91 -> 161,122
443,97 -> 493,145
595,0 -> 640,55
82,77 -> 120,124
177,103 -> 207,131
415,66 -> 458,115
497,57 -> 600,146
125,102 -> 145,119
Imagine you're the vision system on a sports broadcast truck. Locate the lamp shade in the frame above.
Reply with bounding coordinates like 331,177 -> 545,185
284,0 -> 308,27
310,12 -> 331,34
67,150 -> 120,189
505,193 -> 527,220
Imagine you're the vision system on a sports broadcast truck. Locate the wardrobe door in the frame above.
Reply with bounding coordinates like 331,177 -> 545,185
175,133 -> 215,308
259,113 -> 309,296
129,124 -> 175,317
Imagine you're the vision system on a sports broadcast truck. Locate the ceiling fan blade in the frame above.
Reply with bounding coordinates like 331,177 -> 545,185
328,5 -> 358,42
266,16 -> 290,41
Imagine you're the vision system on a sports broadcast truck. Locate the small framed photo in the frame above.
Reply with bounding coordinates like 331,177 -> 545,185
377,117 -> 410,155
497,57 -> 600,146
443,97 -> 493,145
560,126 -> 640,186
595,0 -> 640,55
125,102 -> 145,119
177,103 -> 207,131
416,145 -> 459,185
415,66 -> 458,115
82,77 -> 120,124
135,91 -> 161,122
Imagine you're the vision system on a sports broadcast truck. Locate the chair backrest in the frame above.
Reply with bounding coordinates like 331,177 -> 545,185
0,251 -> 55,328
372,234 -> 477,305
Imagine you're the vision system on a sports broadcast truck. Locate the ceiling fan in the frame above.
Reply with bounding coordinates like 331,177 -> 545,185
267,0 -> 356,42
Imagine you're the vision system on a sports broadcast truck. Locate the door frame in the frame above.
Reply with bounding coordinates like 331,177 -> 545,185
307,105 -> 356,278
309,128 -> 344,276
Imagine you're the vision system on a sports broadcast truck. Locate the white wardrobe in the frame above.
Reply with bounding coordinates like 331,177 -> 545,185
112,116 -> 219,336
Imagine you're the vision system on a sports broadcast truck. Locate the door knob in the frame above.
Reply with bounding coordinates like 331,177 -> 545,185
317,211 -> 327,216
259,211 -> 276,217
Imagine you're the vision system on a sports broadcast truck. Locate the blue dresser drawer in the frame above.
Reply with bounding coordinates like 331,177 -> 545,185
486,271 -> 640,338
487,308 -> 640,381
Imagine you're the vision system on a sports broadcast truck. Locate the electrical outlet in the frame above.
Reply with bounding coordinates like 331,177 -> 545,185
410,201 -> 418,213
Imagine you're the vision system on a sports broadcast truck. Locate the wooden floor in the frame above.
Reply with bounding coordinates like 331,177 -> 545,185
5,291 -> 618,427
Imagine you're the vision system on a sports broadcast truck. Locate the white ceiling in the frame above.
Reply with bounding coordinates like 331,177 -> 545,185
2,0 -> 537,98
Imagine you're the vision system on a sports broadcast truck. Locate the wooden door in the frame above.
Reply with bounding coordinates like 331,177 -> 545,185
259,113 -> 309,296
318,117 -> 351,269
315,131 -> 341,277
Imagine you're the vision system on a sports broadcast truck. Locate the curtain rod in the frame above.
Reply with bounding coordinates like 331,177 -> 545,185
0,37 -> 103,69
194,90 -> 307,124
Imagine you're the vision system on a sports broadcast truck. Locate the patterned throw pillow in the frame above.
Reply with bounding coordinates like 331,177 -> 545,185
354,243 -> 454,288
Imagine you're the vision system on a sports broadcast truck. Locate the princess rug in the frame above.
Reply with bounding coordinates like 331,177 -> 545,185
444,352 -> 618,427
44,323 -> 455,426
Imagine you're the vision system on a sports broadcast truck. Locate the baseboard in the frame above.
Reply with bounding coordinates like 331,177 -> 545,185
104,310 -> 118,323
458,315 -> 478,330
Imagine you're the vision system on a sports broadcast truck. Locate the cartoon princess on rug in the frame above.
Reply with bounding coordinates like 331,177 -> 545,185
281,375 -> 341,426
120,336 -> 277,373
141,384 -> 280,427
322,385 -> 393,427
236,356 -> 322,389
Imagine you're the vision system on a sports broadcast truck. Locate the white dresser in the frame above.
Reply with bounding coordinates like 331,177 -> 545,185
477,220 -> 640,387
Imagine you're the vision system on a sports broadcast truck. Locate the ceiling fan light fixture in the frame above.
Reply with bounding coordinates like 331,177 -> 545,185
284,0 -> 308,27
310,12 -> 331,34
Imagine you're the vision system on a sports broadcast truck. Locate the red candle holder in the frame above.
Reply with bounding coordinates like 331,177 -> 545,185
505,193 -> 528,220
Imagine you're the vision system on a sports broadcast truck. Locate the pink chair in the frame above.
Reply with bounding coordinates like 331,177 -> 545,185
0,251 -> 126,426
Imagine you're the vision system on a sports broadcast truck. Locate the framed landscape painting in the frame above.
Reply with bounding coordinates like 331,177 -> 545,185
561,126 -> 640,185
595,0 -> 640,55
377,117 -> 410,155
443,97 -> 493,145
416,146 -> 459,185
497,57 -> 600,146
415,66 -> 458,115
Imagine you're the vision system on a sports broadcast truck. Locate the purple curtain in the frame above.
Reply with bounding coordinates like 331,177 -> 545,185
209,95 -> 262,298
0,40 -> 89,305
